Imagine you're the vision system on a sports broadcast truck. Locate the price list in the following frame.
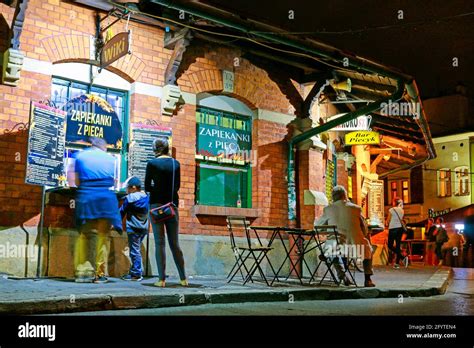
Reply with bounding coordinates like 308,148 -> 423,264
128,124 -> 172,183
25,102 -> 66,186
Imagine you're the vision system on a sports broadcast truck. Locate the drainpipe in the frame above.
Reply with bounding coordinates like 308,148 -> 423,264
287,79 -> 405,223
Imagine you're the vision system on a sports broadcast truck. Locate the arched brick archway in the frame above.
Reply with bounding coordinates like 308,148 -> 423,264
40,34 -> 146,82
177,42 -> 300,116
183,68 -> 264,110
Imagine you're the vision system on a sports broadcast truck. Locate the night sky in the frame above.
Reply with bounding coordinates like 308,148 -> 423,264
204,0 -> 474,99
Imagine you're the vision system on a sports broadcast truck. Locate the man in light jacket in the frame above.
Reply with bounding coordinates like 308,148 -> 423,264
315,185 -> 375,287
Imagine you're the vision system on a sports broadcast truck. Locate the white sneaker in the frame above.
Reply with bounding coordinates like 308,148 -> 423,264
393,264 -> 400,269
403,256 -> 409,268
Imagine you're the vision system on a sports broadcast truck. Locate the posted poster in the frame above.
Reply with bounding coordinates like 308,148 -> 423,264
25,102 -> 67,187
65,94 -> 123,150
128,123 -> 172,184
368,179 -> 385,226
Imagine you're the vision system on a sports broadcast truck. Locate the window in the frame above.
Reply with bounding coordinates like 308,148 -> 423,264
388,179 -> 410,204
195,106 -> 252,208
402,180 -> 409,204
390,181 -> 398,203
454,166 -> 469,196
437,168 -> 452,197
51,77 -> 129,184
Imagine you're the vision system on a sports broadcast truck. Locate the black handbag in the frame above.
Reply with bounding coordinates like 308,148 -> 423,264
150,158 -> 177,224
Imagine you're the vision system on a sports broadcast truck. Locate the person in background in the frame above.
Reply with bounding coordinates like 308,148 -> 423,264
145,138 -> 188,288
314,185 -> 375,287
74,137 -> 122,284
442,227 -> 465,267
385,198 -> 409,269
434,217 -> 449,266
425,218 -> 437,265
120,176 -> 149,281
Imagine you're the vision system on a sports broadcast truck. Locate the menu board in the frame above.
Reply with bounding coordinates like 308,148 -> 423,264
25,102 -> 67,186
128,123 -> 172,183
368,179 -> 384,226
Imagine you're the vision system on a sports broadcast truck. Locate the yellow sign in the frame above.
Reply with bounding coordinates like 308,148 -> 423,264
345,131 -> 380,145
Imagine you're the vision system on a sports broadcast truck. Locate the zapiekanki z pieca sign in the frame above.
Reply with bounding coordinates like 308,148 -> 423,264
65,94 -> 123,149
197,123 -> 251,158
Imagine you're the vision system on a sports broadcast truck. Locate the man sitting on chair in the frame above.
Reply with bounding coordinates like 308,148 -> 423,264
314,185 -> 375,287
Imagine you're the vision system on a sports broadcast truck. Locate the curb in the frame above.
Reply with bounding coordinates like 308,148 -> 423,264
0,268 -> 453,315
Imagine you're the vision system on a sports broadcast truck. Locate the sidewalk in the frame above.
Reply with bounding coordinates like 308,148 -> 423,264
0,265 -> 452,315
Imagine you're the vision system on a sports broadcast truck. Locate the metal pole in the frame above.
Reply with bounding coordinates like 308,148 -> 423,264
145,231 -> 150,277
36,185 -> 46,278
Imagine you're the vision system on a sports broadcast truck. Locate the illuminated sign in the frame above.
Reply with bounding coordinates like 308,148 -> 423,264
345,131 -> 380,145
328,114 -> 372,131
26,102 -> 67,187
65,94 -> 123,150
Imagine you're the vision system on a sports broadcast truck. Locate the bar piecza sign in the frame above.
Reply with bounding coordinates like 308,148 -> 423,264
345,131 -> 380,145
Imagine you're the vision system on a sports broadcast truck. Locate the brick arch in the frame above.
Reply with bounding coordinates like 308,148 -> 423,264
183,68 -> 268,110
40,34 -> 146,82
177,43 -> 297,116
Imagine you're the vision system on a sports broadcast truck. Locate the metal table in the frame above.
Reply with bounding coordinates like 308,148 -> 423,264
251,226 -> 322,285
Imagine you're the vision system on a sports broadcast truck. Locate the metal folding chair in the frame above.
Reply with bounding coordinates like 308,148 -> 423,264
310,225 -> 340,286
312,225 -> 359,287
226,216 -> 275,286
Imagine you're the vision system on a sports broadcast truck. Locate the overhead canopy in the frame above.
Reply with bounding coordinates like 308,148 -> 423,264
73,0 -> 436,176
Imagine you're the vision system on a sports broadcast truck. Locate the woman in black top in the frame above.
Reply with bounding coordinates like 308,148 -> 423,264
145,138 -> 187,287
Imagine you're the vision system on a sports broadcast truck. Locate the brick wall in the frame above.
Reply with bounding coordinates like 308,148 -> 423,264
337,159 -> 348,189
252,119 -> 289,228
0,70 -> 52,226
298,149 -> 325,229
0,0 -> 311,237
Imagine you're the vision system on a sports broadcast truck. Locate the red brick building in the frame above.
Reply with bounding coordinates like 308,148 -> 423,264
0,0 -> 435,277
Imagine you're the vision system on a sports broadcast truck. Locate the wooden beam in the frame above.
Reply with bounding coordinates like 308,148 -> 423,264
370,148 -> 403,155
370,154 -> 385,173
371,115 -> 420,130
164,28 -> 192,85
9,0 -> 29,50
373,127 -> 424,142
381,136 -> 427,156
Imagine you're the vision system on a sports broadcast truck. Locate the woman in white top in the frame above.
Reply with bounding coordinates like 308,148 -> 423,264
385,198 -> 408,268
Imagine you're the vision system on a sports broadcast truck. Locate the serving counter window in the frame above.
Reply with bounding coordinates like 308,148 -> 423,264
51,77 -> 129,188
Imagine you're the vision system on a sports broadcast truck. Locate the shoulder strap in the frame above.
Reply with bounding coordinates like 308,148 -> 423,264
171,158 -> 175,202
393,208 -> 403,224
